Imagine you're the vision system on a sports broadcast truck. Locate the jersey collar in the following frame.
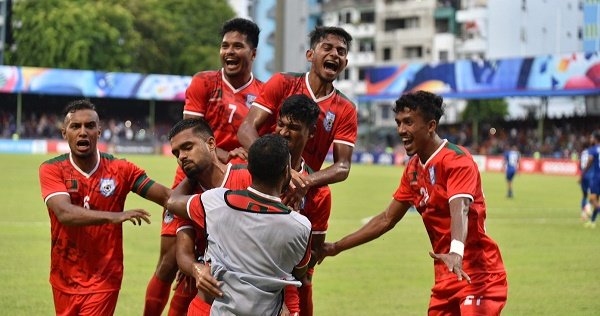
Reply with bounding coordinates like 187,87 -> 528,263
221,69 -> 254,94
305,72 -> 335,103
420,139 -> 448,168
198,163 -> 233,192
247,186 -> 282,203
69,150 -> 100,178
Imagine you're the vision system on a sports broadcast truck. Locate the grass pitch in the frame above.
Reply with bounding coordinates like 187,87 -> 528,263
0,154 -> 598,315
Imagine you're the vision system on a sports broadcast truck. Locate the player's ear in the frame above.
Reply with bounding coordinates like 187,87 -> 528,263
306,49 -> 314,63
61,127 -> 67,140
251,47 -> 257,61
427,119 -> 437,134
206,136 -> 216,151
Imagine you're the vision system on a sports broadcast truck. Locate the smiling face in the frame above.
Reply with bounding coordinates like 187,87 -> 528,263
62,109 -> 100,159
395,107 -> 436,158
306,34 -> 349,83
170,128 -> 215,179
220,31 -> 256,80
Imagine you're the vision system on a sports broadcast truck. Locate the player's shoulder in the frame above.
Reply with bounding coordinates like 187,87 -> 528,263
280,71 -> 305,78
100,152 -> 128,164
193,70 -> 221,79
334,89 -> 357,108
441,142 -> 471,159
288,211 -> 312,232
41,153 -> 69,166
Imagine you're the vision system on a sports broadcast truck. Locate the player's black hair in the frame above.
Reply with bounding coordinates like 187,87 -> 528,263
248,134 -> 290,186
279,94 -> 320,128
63,99 -> 96,117
221,17 -> 260,49
393,90 -> 445,124
308,26 -> 353,50
168,118 -> 214,141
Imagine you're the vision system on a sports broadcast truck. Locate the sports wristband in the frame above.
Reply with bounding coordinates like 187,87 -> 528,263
449,240 -> 464,257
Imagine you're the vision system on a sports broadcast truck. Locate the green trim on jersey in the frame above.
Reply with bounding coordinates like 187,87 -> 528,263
282,72 -> 305,78
100,152 -> 117,160
230,164 -> 248,171
138,179 -> 155,198
43,153 -> 69,165
335,89 -> 356,107
133,174 -> 151,194
446,142 -> 465,155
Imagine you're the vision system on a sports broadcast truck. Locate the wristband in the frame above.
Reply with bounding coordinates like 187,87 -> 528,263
449,240 -> 464,257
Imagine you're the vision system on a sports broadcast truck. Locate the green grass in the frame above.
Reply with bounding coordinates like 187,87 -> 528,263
1,154 -> 598,315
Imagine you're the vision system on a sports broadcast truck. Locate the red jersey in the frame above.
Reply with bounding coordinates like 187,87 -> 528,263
183,69 -> 266,151
393,140 -> 505,282
298,160 -> 331,234
252,72 -> 358,171
39,152 -> 155,294
176,162 -> 252,253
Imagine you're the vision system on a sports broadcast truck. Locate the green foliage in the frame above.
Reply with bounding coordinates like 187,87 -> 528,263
2,154 -> 598,315
7,0 -> 141,71
462,98 -> 509,122
6,0 -> 235,75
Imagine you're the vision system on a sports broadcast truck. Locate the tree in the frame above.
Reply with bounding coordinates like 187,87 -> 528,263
123,0 -> 235,75
462,98 -> 508,122
461,98 -> 508,147
6,0 -> 141,71
6,0 -> 235,75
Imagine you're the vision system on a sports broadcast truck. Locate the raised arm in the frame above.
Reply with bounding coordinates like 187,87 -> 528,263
46,195 -> 150,226
237,106 -> 271,150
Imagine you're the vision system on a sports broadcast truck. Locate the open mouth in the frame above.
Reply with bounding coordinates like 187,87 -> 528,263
324,60 -> 339,73
224,58 -> 239,67
76,139 -> 90,150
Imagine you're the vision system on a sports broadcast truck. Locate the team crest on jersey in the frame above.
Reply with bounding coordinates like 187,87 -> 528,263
246,94 -> 257,108
323,111 -> 336,132
164,210 -> 174,224
428,166 -> 436,185
99,178 -> 116,197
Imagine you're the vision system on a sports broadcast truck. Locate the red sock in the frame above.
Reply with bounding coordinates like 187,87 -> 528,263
144,274 -> 171,316
167,282 -> 196,316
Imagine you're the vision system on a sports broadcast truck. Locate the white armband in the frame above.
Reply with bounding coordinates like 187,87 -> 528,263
449,240 -> 464,257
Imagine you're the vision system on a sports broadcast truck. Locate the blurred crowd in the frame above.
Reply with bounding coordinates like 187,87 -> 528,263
0,110 -> 172,144
438,114 -> 598,159
2,109 -> 598,159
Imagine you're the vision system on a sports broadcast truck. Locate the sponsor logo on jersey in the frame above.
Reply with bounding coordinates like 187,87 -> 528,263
164,210 -> 174,224
324,111 -> 336,132
65,179 -> 78,192
246,94 -> 257,108
99,178 -> 116,197
429,166 -> 436,185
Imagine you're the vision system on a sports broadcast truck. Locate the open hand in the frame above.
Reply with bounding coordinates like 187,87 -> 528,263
429,251 -> 471,283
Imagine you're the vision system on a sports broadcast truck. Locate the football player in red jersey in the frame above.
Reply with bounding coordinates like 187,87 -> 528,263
238,26 -> 357,208
168,118 -> 253,315
144,18 -> 263,316
318,91 -> 508,315
275,94 -> 332,316
39,100 -> 171,316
